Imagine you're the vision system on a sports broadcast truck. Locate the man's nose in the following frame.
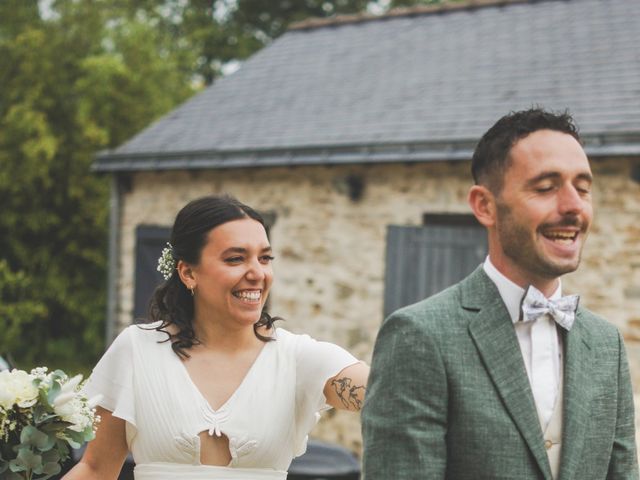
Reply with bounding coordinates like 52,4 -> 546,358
558,184 -> 586,216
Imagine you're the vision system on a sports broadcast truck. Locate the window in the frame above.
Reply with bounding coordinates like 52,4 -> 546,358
383,215 -> 487,318
133,225 -> 171,322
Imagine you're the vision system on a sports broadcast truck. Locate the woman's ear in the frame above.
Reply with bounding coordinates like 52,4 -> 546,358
176,260 -> 196,290
468,185 -> 497,228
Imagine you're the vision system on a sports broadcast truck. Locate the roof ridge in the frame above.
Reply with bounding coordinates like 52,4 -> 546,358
289,0 -> 539,31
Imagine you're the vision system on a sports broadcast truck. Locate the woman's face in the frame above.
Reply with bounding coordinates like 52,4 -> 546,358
190,218 -> 273,329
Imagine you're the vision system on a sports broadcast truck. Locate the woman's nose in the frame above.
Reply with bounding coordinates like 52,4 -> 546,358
245,259 -> 266,281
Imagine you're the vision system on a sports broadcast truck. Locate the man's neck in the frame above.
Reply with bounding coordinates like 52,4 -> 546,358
487,253 -> 560,297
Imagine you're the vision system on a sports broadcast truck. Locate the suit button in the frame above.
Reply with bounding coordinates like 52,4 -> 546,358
544,439 -> 553,450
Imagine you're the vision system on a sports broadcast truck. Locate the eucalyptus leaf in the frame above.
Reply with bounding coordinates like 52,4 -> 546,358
52,440 -> 70,461
19,426 -> 55,452
20,425 -> 44,445
32,456 -> 62,476
32,405 -> 56,425
65,438 -> 81,450
39,421 -> 71,434
3,471 -> 24,480
67,430 -> 85,446
81,424 -> 96,442
9,446 -> 41,472
41,461 -> 61,475
35,472 -> 59,480
40,450 -> 60,465
46,381 -> 61,406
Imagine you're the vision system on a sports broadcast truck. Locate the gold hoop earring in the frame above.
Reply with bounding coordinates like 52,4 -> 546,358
189,285 -> 195,297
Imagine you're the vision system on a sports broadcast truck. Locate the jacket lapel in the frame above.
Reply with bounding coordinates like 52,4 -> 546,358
558,308 -> 592,479
463,268 -> 553,480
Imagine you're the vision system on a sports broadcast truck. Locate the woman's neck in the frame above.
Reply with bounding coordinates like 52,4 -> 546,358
191,316 -> 259,352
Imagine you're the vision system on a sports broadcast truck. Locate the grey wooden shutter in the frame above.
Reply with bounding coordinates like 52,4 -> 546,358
383,224 -> 487,318
134,225 -> 171,321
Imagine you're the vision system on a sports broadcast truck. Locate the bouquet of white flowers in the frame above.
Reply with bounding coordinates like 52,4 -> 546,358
0,367 -> 101,480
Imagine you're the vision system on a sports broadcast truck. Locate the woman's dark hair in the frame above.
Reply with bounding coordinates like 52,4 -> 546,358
147,195 -> 278,358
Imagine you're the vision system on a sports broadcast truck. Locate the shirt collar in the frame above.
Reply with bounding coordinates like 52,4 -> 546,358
482,256 -> 562,324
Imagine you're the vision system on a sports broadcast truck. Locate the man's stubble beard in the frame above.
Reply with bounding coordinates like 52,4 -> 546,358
495,201 -> 584,280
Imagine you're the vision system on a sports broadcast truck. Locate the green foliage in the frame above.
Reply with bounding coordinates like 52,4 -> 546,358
387,0 -> 465,8
0,370 -> 95,479
0,0 -> 432,375
112,0 -> 374,86
0,0 -> 195,374
231,0 -> 371,46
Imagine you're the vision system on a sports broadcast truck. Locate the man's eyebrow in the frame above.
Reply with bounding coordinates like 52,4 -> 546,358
575,172 -> 594,183
526,171 -> 593,186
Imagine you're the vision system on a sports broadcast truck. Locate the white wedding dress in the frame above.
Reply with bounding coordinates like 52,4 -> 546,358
84,322 -> 358,480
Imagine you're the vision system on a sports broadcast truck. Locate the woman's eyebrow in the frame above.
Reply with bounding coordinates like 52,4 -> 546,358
221,246 -> 272,255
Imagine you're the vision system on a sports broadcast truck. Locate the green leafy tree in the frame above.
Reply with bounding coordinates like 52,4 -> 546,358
0,0 -> 434,373
0,0 -> 194,373
230,0 -> 371,43
386,0 -> 465,8
117,0 -> 374,86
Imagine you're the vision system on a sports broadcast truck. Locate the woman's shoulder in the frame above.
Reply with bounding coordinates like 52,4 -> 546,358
272,327 -> 338,355
273,326 -> 312,344
114,320 -> 170,348
271,326 -> 311,355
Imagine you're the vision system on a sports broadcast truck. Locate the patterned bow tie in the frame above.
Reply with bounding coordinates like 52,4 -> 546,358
520,285 -> 579,331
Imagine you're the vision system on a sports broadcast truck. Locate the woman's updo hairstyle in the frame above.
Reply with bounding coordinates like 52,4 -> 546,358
148,195 -> 278,358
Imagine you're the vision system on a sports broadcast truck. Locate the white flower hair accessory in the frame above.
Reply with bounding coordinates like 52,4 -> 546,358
157,242 -> 176,280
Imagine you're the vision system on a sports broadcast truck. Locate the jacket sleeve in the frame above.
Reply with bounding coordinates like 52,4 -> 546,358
362,310 -> 447,479
607,331 -> 639,479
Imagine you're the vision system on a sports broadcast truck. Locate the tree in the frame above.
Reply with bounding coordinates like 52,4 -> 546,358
108,0 -> 375,86
231,0 -> 371,43
0,0 -> 195,373
385,0 -> 465,8
0,0 -> 435,373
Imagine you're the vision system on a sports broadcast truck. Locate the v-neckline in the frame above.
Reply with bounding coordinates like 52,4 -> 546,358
176,340 -> 272,413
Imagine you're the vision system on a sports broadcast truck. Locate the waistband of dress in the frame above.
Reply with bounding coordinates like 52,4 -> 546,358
134,462 -> 287,480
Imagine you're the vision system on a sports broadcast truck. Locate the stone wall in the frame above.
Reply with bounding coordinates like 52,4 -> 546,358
116,157 -> 640,455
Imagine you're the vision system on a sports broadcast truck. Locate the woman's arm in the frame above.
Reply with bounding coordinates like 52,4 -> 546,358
63,407 -> 129,480
324,362 -> 370,411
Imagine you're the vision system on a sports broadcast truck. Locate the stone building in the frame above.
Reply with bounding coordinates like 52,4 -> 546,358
94,0 -> 640,454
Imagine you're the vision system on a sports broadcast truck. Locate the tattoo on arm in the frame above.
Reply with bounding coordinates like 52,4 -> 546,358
331,376 -> 366,410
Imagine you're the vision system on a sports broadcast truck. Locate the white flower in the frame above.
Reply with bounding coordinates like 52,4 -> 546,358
0,365 -> 100,472
157,242 -> 176,280
52,374 -> 102,432
30,366 -> 49,380
0,369 -> 38,409
55,396 -> 90,432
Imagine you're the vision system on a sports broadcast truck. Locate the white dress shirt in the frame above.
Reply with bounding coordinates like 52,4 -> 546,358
483,257 -> 562,428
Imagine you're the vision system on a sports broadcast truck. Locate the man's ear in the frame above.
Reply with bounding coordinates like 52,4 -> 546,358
468,185 -> 497,228
176,260 -> 196,290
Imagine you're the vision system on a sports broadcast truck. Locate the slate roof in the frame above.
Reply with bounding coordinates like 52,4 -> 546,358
94,0 -> 640,172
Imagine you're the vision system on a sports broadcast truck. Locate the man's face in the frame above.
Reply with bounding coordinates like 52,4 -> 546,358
493,129 -> 593,286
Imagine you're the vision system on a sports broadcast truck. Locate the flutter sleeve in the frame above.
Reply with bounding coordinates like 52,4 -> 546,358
83,326 -> 136,427
291,331 -> 359,456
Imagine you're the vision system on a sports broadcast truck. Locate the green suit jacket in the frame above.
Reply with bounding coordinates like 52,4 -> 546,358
362,267 -> 638,479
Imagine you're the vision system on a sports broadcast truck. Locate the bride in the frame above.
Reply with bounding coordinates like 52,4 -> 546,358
64,195 -> 369,480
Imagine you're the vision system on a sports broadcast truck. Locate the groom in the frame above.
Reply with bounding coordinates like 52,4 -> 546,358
362,108 -> 638,479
